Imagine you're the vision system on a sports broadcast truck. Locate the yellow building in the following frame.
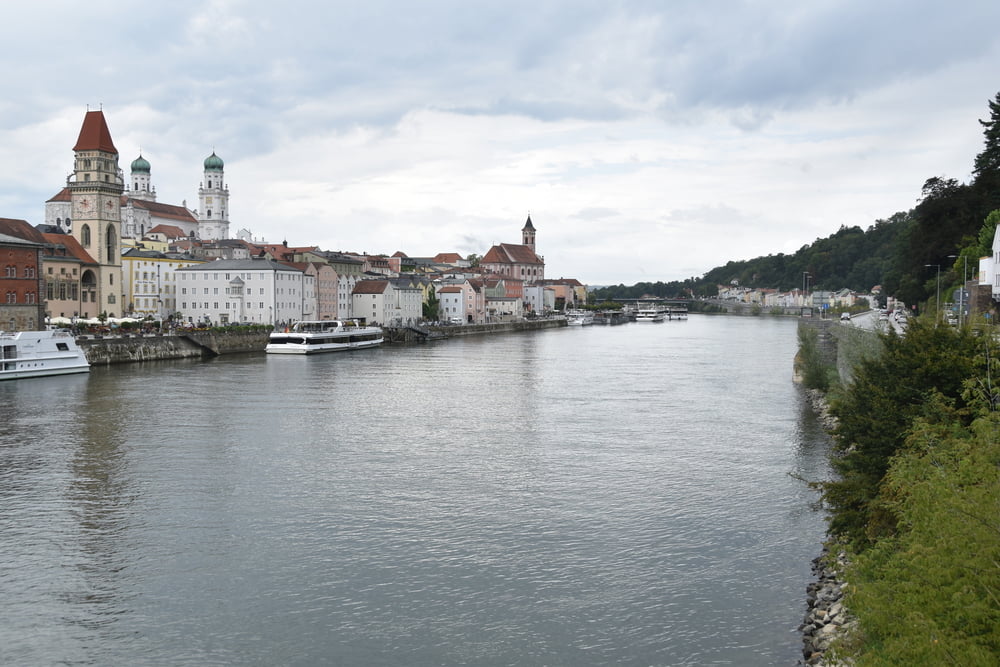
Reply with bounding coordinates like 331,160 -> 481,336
121,249 -> 203,319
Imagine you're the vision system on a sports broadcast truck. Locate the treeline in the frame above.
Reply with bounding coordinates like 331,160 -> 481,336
592,92 -> 1000,310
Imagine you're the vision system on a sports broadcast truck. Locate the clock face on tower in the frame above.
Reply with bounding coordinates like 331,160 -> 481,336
75,198 -> 93,216
104,198 -> 119,220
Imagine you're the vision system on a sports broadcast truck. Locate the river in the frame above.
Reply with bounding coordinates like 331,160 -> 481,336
0,315 -> 832,666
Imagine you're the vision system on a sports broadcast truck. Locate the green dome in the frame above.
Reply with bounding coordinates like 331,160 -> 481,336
130,154 -> 151,173
204,151 -> 224,171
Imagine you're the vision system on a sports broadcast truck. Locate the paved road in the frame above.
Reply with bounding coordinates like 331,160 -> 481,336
842,310 -> 906,333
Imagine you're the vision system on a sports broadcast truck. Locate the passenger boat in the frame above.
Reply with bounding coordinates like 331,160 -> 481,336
265,319 -> 384,355
0,330 -> 90,380
565,309 -> 595,326
634,306 -> 666,322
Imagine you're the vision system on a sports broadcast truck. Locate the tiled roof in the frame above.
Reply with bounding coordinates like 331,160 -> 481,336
433,252 -> 463,263
47,187 -> 72,203
0,218 -> 46,244
481,243 -> 542,266
73,110 -> 118,153
127,198 -> 198,223
177,258 -> 297,272
353,280 -> 390,294
41,232 -> 97,264
148,224 -> 187,239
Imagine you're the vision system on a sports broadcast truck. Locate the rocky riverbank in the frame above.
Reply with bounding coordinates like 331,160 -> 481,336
798,388 -> 855,666
800,547 -> 856,665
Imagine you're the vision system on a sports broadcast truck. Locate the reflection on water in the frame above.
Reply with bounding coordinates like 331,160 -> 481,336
0,317 -> 832,666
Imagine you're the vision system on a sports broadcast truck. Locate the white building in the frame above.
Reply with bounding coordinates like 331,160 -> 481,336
522,283 -> 555,314
980,226 -> 1000,300
121,249 -> 204,319
352,279 -> 422,325
436,284 -> 465,322
175,258 -> 306,325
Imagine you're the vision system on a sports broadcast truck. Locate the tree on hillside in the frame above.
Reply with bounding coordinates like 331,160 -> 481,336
973,91 -> 1000,179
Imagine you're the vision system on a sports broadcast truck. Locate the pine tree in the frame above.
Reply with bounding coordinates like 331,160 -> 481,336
973,91 -> 1000,179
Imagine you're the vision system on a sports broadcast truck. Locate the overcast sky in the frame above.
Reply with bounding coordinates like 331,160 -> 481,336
1,1 -> 997,285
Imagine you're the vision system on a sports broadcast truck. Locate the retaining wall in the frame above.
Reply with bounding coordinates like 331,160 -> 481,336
77,331 -> 270,365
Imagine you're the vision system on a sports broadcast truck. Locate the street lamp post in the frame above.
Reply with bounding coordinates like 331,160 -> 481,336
947,254 -> 968,326
925,264 -> 941,324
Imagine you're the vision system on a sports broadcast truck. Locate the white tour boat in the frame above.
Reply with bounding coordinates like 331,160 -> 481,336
0,330 -> 90,380
565,309 -> 595,326
634,306 -> 666,322
265,319 -> 384,355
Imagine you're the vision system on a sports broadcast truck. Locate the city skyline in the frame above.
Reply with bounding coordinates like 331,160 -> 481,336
1,1 -> 997,285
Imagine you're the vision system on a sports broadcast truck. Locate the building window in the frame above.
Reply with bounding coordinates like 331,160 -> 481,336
81,224 -> 92,247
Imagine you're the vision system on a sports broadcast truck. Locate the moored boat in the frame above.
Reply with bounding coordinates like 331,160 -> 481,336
634,306 -> 666,322
565,309 -> 595,326
265,319 -> 384,354
0,330 -> 90,380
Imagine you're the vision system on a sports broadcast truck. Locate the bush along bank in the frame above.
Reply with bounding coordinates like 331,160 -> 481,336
801,316 -> 1000,664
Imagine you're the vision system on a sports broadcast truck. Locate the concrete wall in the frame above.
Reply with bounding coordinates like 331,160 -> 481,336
799,318 -> 882,386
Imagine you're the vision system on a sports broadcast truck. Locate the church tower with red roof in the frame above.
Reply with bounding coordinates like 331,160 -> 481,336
67,109 -> 125,317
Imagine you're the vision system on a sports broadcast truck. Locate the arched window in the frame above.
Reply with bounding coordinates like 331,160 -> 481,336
81,224 -> 91,247
105,224 -> 117,266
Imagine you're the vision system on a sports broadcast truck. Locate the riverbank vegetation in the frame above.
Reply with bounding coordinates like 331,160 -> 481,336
812,318 -> 1000,663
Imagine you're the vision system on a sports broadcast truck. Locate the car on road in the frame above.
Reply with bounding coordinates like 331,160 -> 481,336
840,312 -> 851,321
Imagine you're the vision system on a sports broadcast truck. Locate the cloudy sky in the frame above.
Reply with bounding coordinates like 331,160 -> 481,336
1,1 -> 997,285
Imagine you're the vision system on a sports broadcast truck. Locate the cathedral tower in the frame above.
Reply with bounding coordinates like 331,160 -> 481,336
198,151 -> 230,241
68,110 -> 125,317
129,153 -> 156,202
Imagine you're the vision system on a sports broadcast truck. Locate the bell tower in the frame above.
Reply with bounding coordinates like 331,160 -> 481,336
198,151 -> 230,241
67,109 -> 124,317
521,214 -> 536,252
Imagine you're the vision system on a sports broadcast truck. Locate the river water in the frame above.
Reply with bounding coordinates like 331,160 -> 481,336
0,315 -> 832,666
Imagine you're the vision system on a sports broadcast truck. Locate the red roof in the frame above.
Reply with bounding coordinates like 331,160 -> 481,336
47,187 -> 72,203
433,252 -> 463,263
148,224 -> 187,239
126,197 -> 198,223
353,280 -> 390,294
41,232 -> 97,264
73,110 -> 118,153
481,243 -> 542,266
0,218 -> 46,244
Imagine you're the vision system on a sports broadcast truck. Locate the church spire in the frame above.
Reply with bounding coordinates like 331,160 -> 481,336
522,214 -> 536,251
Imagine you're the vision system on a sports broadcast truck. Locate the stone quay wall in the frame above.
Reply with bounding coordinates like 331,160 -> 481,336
76,321 -> 566,365
428,318 -> 566,338
77,331 -> 270,366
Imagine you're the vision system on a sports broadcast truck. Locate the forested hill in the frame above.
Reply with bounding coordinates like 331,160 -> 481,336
591,92 -> 1000,307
